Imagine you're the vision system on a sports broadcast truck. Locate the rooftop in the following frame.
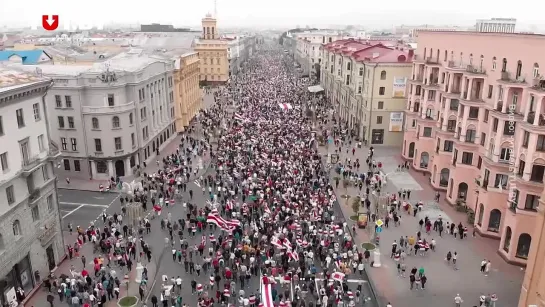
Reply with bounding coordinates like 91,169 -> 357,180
0,67 -> 47,93
324,39 -> 413,64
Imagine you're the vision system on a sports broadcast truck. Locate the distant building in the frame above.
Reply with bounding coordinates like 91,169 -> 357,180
0,50 -> 52,65
193,14 -> 229,84
140,24 -> 191,32
475,18 -> 516,33
173,52 -> 202,132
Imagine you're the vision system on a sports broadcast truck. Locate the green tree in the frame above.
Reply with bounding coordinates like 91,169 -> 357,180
351,196 -> 361,215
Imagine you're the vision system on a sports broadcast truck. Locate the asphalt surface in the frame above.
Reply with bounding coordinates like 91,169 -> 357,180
58,189 -> 120,230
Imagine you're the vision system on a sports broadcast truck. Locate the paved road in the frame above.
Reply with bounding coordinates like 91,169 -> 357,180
58,189 -> 120,230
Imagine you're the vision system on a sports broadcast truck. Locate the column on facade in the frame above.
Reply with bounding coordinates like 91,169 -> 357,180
125,157 -> 133,176
90,160 -> 97,178
108,160 -> 114,177
501,87 -> 509,112
466,77 -> 473,99
533,97 -> 543,125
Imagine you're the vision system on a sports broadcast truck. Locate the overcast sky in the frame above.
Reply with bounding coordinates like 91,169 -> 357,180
0,0 -> 543,29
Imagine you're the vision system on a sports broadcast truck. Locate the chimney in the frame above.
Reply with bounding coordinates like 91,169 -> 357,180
408,49 -> 414,57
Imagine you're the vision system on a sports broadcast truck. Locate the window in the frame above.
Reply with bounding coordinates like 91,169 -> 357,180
379,87 -> 385,95
97,161 -> 107,173
70,138 -> 77,151
169,92 -> 174,103
131,133 -> 135,147
376,116 -> 383,124
380,70 -> 386,80
94,139 -> 102,152
411,119 -> 416,127
6,185 -> 15,204
499,148 -> 511,161
359,67 -> 363,76
487,85 -> 493,99
65,95 -> 72,108
530,165 -> 545,182
468,107 -> 479,119
47,194 -> 53,211
492,118 -> 498,132
377,101 -> 384,109
67,116 -> 75,129
492,57 -> 497,70
58,116 -> 65,128
462,152 -> 473,165
443,140 -> 454,152
533,63 -> 540,78
518,160 -> 526,177
31,205 -> 40,222
494,174 -> 508,188
168,76 -> 173,87
0,152 -> 8,171
33,103 -> 41,121
112,116 -> 120,128
55,95 -> 62,108
357,85 -> 362,94
114,137 -> 122,150
423,127 -> 432,137
141,107 -> 147,120
129,113 -> 134,125
92,117 -> 99,129
525,194 -> 540,210
61,137 -> 67,150
42,165 -> 49,180
345,75 -> 350,86
477,156 -> 482,169
12,220 -> 21,236
449,99 -> 459,111
16,108 -> 25,128
38,134 -> 45,152
447,120 -> 456,132
537,135 -> 545,151
484,109 -> 489,122
63,159 -> 70,170
479,133 -> 486,146
74,160 -> 81,172
465,129 -> 476,143
107,94 -> 115,106
0,116 -> 3,135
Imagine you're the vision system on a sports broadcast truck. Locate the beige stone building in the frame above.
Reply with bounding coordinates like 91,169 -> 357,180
320,39 -> 414,146
193,14 -> 229,84
173,52 -> 202,132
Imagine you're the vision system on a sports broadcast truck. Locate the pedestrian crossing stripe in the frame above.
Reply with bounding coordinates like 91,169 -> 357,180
194,180 -> 201,187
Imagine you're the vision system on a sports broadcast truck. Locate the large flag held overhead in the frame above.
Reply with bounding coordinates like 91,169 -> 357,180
206,209 -> 240,232
278,103 -> 293,110
260,274 -> 274,307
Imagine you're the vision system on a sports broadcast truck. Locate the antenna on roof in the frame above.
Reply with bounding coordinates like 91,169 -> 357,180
214,0 -> 218,18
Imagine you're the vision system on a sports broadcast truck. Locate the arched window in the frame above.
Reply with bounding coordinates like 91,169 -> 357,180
420,152 -> 429,168
380,70 -> 386,80
492,56 -> 497,70
112,116 -> 120,128
503,226 -> 512,251
440,168 -> 449,187
533,63 -> 540,78
516,233 -> 532,259
129,113 -> 134,125
359,67 -> 364,76
92,117 -> 99,129
347,62 -> 351,70
469,53 -> 473,65
489,209 -> 502,233
12,220 -> 21,236
443,50 -> 448,62
516,60 -> 523,78
502,58 -> 507,72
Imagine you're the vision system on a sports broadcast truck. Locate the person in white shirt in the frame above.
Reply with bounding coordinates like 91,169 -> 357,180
454,294 -> 463,307
386,303 -> 392,307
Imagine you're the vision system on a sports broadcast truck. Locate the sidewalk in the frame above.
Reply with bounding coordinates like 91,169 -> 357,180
57,92 -> 217,192
23,232 -> 158,307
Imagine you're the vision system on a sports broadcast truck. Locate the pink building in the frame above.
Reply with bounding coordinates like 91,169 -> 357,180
402,31 -> 545,265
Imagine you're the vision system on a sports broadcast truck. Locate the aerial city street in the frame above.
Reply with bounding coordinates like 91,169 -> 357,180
0,5 -> 544,307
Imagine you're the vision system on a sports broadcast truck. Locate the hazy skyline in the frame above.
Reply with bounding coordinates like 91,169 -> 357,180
1,0 -> 543,30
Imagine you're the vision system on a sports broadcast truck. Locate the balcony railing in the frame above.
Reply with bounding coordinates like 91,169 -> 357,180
500,71 -> 526,83
425,57 -> 439,64
531,78 -> 545,91
447,60 -> 466,69
527,112 -> 535,124
466,65 -> 486,75
82,101 -> 135,114
21,153 -> 47,171
496,103 -> 503,112
29,189 -> 41,203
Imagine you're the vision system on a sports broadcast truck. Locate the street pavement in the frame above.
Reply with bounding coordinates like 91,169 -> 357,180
319,142 -> 524,307
58,190 -> 120,231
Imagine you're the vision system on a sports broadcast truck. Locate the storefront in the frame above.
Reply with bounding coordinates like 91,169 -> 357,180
0,254 -> 34,307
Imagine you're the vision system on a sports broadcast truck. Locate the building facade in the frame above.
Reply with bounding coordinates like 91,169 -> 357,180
475,18 -> 517,33
0,69 -> 64,306
10,53 -> 177,181
173,52 -> 202,132
295,31 -> 347,76
320,39 -> 413,145
402,30 -> 545,265
225,36 -> 255,77
194,14 -> 229,84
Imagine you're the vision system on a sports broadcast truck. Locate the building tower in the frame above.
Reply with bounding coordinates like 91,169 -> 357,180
201,13 -> 218,40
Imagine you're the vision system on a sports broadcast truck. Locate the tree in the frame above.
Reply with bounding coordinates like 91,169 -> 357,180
342,179 -> 351,198
351,196 -> 361,215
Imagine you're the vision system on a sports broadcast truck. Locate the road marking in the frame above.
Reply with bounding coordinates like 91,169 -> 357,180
60,202 -> 109,208
63,205 -> 84,218
93,197 -> 105,200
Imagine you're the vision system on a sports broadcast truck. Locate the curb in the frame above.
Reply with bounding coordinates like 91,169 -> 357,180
22,253 -> 68,306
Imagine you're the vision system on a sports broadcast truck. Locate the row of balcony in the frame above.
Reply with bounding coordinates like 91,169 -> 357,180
21,142 -> 61,174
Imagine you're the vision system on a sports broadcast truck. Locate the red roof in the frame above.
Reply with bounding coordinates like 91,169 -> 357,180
323,39 -> 413,64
